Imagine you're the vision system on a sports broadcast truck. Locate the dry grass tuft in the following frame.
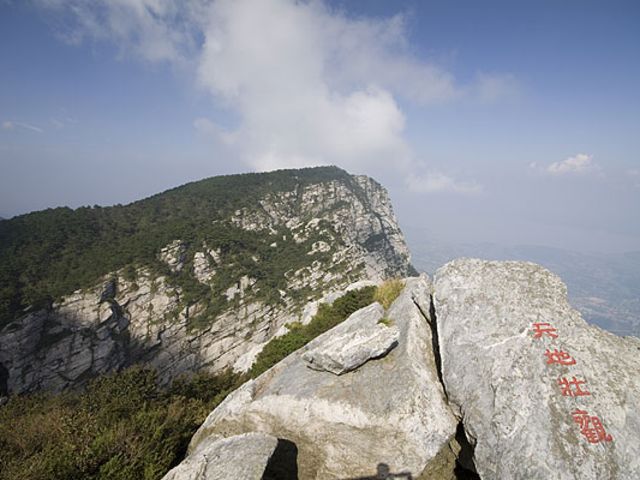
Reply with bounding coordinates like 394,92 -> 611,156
374,278 -> 405,310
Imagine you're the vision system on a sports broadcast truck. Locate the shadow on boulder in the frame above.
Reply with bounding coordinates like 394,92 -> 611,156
342,462 -> 412,479
0,362 -> 8,396
453,422 -> 479,479
262,438 -> 298,480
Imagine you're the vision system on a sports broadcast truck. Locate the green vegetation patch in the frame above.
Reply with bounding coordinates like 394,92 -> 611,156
0,366 -> 243,480
377,317 -> 393,326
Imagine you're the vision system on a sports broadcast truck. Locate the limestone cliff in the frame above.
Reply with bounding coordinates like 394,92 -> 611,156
0,168 -> 413,395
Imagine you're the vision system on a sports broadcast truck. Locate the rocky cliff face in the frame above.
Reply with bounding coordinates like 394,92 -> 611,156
167,260 -> 640,479
0,170 -> 413,395
434,259 -> 640,479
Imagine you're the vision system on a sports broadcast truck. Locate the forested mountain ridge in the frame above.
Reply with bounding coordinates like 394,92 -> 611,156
0,166 -> 413,394
0,167 -> 375,327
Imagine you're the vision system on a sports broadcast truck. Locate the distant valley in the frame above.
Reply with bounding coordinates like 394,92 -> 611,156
405,227 -> 640,337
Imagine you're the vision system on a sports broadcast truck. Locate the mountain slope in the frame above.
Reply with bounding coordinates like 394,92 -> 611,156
0,167 -> 413,394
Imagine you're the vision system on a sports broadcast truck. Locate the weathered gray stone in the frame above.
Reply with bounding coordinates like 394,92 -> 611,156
302,303 -> 399,375
162,432 -> 278,480
187,275 -> 457,480
159,240 -> 187,272
193,251 -> 216,284
434,258 -> 640,480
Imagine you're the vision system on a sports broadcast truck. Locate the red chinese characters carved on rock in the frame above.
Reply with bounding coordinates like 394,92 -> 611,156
530,323 -> 613,444
532,322 -> 558,339
572,409 -> 613,444
544,349 -> 576,365
558,376 -> 591,397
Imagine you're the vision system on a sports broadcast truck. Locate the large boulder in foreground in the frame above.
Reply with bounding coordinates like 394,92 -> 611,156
434,259 -> 640,479
185,275 -> 458,479
162,432 -> 279,480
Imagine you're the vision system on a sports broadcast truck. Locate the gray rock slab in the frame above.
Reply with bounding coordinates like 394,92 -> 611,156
188,274 -> 458,480
434,258 -> 640,480
162,432 -> 278,480
302,303 -> 399,375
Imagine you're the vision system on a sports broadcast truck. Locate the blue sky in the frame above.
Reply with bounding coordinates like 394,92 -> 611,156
1,0 -> 639,252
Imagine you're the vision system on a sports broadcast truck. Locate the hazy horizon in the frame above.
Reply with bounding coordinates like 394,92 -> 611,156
2,0 -> 639,253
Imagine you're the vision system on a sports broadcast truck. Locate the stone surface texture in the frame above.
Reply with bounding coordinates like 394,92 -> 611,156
434,258 -> 640,480
187,275 -> 458,480
302,303 -> 400,375
161,432 -> 278,480
0,174 -> 412,394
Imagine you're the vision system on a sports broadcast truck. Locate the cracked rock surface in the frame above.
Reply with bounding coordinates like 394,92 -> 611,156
434,258 -> 640,480
185,275 -> 457,480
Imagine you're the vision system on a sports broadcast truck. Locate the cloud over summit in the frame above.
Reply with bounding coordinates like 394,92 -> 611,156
34,0 -> 512,190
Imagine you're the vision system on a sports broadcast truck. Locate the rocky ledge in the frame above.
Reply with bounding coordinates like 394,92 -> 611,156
166,259 -> 640,479
168,275 -> 458,480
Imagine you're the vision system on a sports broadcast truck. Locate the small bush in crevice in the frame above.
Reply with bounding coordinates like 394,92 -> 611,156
378,317 -> 393,326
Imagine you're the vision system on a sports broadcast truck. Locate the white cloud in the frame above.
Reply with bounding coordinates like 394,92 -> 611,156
18,122 -> 43,133
406,171 -> 483,195
193,117 -> 236,145
34,0 -> 516,176
36,0 -> 204,63
2,120 -> 43,132
546,153 -> 597,175
196,0 -> 421,171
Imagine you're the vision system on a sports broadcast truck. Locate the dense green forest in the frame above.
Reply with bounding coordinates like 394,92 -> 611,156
0,284 -> 390,480
0,166 -> 364,328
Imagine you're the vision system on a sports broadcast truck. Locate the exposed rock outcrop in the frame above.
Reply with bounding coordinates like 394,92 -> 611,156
301,303 -> 400,375
434,258 -> 640,479
184,275 -> 458,480
229,175 -> 411,280
160,240 -> 187,273
168,261 -> 640,480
